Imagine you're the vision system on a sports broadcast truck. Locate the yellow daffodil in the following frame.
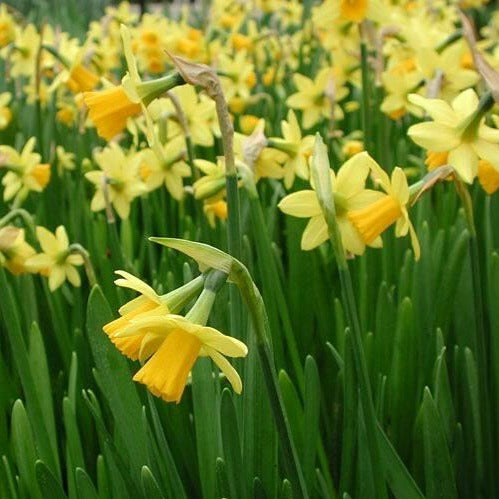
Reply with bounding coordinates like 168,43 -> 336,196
286,68 -> 347,129
279,152 -> 384,254
25,226 -> 83,291
269,110 -> 314,188
380,70 -> 423,120
203,199 -> 228,227
0,92 -> 12,130
139,137 -> 191,200
103,270 -> 204,360
105,271 -> 247,403
348,163 -> 420,260
56,146 -> 76,175
342,139 -> 364,158
85,143 -> 146,219
0,138 -> 51,202
151,86 -> 217,147
408,89 -> 499,183
0,226 -> 36,275
83,24 -> 183,140
10,24 -> 40,78
218,50 -> 256,101
0,4 -> 15,48
193,159 -> 226,201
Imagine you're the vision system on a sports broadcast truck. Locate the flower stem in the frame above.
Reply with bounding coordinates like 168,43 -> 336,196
68,243 -> 97,287
231,262 -> 309,499
311,134 -> 387,498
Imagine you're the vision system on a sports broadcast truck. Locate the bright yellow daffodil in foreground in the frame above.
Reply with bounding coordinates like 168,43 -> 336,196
104,271 -> 248,403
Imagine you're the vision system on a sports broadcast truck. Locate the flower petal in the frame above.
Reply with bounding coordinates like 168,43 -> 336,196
278,190 -> 321,218
204,346 -> 243,394
301,215 -> 328,251
407,122 -> 460,152
448,143 -> 478,183
114,270 -> 160,303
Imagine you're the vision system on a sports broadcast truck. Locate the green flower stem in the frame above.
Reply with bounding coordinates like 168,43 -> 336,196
311,134 -> 387,499
230,262 -> 309,499
454,179 -> 495,497
68,243 -> 97,287
212,84 -> 244,340
0,208 -> 36,237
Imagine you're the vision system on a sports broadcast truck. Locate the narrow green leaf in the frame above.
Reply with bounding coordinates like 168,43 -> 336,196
220,389 -> 245,499
28,323 -> 59,475
192,357 -> 219,499
376,423 -> 424,499
10,400 -> 41,499
216,457 -> 231,499
141,466 -> 166,499
420,388 -> 457,499
302,356 -> 320,490
86,286 -> 149,480
2,455 -> 19,499
75,468 -> 100,499
0,268 -> 60,476
34,461 -> 67,499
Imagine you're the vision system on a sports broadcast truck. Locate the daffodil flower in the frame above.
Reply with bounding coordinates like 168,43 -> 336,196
103,270 -> 204,361
278,152 -> 384,254
85,142 -> 147,219
348,163 -> 421,260
286,68 -> 347,129
139,136 -> 191,200
105,271 -> 247,403
0,226 -> 36,275
0,138 -> 51,202
83,24 -> 183,140
269,110 -> 314,188
25,226 -> 83,291
408,89 -> 499,183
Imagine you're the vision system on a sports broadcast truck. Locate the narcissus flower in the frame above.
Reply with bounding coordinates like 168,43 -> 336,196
0,92 -> 12,130
286,68 -> 347,129
139,137 -> 191,200
25,226 -> 83,291
278,152 -> 384,254
85,142 -> 146,219
348,163 -> 420,260
203,199 -> 228,227
269,110 -> 314,188
83,24 -> 184,140
103,270 -> 204,360
0,226 -> 36,275
105,271 -> 248,403
0,138 -> 51,202
408,89 -> 499,183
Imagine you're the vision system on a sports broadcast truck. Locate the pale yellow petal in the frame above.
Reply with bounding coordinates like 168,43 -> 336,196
391,168 -> 409,205
407,122 -> 460,152
278,190 -> 321,218
448,144 -> 477,183
36,226 -> 59,255
301,215 -> 328,251
49,266 -> 66,291
335,152 -> 374,198
205,346 -> 243,394
114,270 -> 160,303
